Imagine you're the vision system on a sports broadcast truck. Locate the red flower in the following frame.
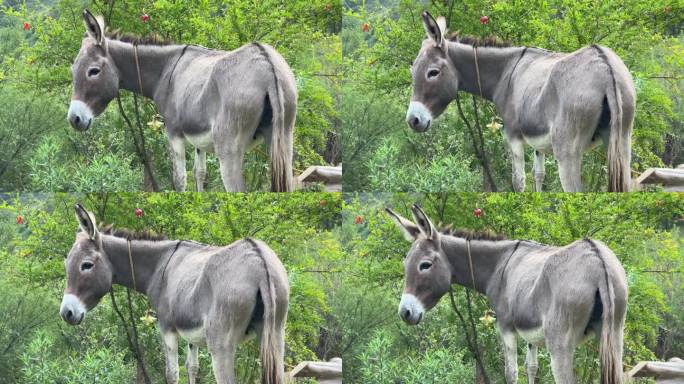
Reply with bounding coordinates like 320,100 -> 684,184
22,22 -> 30,30
141,14 -> 150,23
135,208 -> 143,218
354,215 -> 363,224
362,23 -> 370,33
480,15 -> 489,25
473,208 -> 482,218
16,215 -> 24,225
319,200 -> 327,206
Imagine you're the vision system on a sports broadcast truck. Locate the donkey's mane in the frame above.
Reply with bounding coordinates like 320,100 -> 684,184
439,225 -> 507,241
99,225 -> 168,241
106,30 -> 173,46
448,33 -> 513,48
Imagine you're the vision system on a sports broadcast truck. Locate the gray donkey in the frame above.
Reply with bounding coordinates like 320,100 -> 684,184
60,204 -> 289,384
387,205 -> 628,384
68,10 -> 297,192
407,12 -> 635,192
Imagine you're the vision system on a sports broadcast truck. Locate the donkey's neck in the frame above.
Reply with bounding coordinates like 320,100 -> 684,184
101,234 -> 177,295
447,42 -> 526,102
107,40 -> 184,100
440,235 -> 519,294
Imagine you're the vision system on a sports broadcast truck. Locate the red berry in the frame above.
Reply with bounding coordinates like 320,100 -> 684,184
354,215 -> 363,224
480,15 -> 489,25
474,208 -> 482,218
22,22 -> 30,30
362,23 -> 370,32
16,215 -> 24,225
135,208 -> 143,218
319,200 -> 327,206
141,14 -> 150,22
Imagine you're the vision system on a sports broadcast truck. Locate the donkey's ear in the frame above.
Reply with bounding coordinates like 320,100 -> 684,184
410,204 -> 437,240
386,208 -> 420,242
436,16 -> 447,35
74,204 -> 99,241
83,9 -> 105,46
422,11 -> 445,48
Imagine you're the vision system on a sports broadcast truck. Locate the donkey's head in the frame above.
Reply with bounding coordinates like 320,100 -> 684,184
60,204 -> 113,325
67,9 -> 119,131
406,12 -> 458,132
387,205 -> 451,325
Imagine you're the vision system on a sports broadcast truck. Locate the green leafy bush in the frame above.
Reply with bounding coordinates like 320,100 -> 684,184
20,330 -> 135,384
358,329 -> 474,384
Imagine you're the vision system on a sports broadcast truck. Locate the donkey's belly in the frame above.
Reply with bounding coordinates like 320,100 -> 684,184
517,326 -> 545,347
185,131 -> 215,152
523,132 -> 552,153
178,326 -> 207,346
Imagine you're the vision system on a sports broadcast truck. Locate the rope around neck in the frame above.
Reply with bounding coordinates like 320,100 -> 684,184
473,47 -> 484,99
127,240 -> 138,292
466,239 -> 477,291
133,44 -> 144,96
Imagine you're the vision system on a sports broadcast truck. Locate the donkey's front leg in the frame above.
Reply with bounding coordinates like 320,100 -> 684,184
525,343 -> 539,384
500,328 -> 519,384
161,330 -> 180,384
533,151 -> 546,192
169,135 -> 187,191
193,148 -> 207,192
186,343 -> 199,384
508,138 -> 526,192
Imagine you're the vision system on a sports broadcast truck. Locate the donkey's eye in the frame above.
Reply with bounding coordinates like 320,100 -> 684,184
419,261 -> 432,271
427,69 -> 440,79
87,67 -> 101,77
80,261 -> 94,271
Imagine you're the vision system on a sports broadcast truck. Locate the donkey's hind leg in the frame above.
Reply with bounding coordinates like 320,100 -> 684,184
545,318 -> 581,384
525,343 -> 539,384
214,112 -> 261,192
186,343 -> 199,384
548,344 -> 577,384
556,154 -> 583,192
207,331 -> 240,384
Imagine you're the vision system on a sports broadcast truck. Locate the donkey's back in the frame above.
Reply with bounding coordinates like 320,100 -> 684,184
162,43 -> 296,141
509,45 -> 633,141
157,238 -> 289,342
499,239 -> 627,334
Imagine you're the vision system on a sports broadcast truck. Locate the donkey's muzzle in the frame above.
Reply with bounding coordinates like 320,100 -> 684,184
406,101 -> 433,132
398,293 -> 425,325
60,294 -> 86,325
67,100 -> 94,131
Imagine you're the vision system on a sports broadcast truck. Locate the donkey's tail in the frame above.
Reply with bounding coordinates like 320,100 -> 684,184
254,243 -> 285,384
254,43 -> 294,192
594,45 -> 633,192
589,239 -> 626,384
